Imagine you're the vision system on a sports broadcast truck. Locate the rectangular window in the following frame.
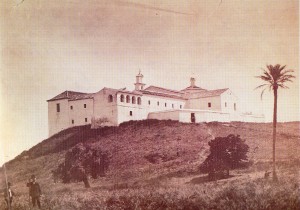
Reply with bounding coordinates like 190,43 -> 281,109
208,102 -> 211,108
129,111 -> 132,116
85,118 -> 87,122
70,106 -> 73,110
148,100 -> 151,105
84,104 -> 87,108
72,120 -> 74,124
165,103 -> 167,107
56,103 -> 60,112
234,103 -> 236,111
172,104 -> 174,108
180,105 -> 182,109
157,101 -> 159,106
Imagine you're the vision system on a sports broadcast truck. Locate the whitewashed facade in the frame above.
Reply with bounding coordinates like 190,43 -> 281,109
47,72 -> 264,136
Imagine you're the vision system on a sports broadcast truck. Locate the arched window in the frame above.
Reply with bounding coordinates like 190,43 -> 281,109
120,94 -> 124,102
126,95 -> 130,103
108,95 -> 113,103
132,96 -> 136,104
137,97 -> 141,105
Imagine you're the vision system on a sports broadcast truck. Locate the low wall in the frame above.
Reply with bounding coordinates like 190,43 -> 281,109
148,109 -> 230,123
179,110 -> 230,123
148,110 -> 180,121
148,110 -> 265,123
240,114 -> 265,123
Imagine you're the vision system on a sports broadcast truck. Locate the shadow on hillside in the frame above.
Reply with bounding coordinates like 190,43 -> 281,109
187,175 -> 235,184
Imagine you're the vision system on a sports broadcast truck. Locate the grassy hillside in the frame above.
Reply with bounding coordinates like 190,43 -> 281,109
1,120 -> 299,209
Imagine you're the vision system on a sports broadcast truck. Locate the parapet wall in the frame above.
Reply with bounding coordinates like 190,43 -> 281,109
148,109 -> 265,123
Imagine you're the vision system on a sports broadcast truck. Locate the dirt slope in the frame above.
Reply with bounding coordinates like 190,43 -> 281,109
1,120 -> 299,189
0,120 -> 299,209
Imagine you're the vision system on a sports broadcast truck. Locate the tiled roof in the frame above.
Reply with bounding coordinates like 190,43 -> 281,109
48,87 -> 229,102
100,87 -> 119,92
144,86 -> 183,96
141,90 -> 185,100
47,91 -> 93,102
101,87 -> 143,96
190,88 -> 229,98
117,89 -> 143,96
181,85 -> 207,91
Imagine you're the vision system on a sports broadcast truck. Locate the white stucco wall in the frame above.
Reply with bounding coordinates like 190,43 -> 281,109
116,93 -> 146,124
141,94 -> 186,112
117,105 -> 147,124
48,85 -> 260,135
69,99 -> 94,126
48,98 -> 94,136
148,110 -> 180,121
240,114 -> 265,123
148,109 -> 230,123
179,110 -> 230,123
116,93 -> 186,124
93,89 -> 118,125
186,96 -> 221,111
48,99 -> 70,136
220,90 -> 239,113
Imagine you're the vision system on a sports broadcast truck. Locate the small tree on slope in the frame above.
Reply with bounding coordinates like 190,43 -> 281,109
200,134 -> 249,180
54,143 -> 109,188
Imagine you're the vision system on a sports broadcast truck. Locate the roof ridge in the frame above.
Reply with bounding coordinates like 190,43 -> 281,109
145,85 -> 182,93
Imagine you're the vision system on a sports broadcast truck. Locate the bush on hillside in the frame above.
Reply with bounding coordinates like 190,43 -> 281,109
53,143 -> 109,188
200,134 -> 249,180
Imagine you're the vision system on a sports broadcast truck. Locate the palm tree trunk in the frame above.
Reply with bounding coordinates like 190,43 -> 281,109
272,87 -> 278,182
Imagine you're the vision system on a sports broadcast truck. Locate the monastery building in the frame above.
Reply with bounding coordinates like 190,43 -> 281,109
47,72 -> 264,136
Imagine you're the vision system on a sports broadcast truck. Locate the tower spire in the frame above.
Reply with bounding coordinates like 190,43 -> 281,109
134,70 -> 145,90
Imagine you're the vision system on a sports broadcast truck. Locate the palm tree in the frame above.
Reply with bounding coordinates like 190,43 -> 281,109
256,64 -> 295,181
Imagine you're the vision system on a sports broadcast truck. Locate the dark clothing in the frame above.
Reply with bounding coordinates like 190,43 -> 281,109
32,196 -> 41,208
27,181 -> 42,209
29,182 -> 41,197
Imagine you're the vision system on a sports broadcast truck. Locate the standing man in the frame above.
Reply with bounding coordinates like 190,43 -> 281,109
4,182 -> 14,209
27,175 -> 42,209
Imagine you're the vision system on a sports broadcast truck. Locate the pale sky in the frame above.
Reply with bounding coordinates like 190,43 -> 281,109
0,0 -> 299,165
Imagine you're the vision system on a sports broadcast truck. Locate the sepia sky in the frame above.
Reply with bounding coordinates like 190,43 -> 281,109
0,0 -> 299,165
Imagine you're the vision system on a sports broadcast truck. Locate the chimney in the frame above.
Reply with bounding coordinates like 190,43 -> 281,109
190,77 -> 196,87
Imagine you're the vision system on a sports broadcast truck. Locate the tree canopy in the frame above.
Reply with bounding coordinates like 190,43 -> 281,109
200,134 -> 249,180
255,64 -> 295,99
53,143 -> 109,188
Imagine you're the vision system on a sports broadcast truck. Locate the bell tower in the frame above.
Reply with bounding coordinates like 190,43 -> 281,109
134,70 -> 145,90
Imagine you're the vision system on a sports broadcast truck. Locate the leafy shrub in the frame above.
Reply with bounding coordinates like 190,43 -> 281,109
200,134 -> 249,179
53,143 -> 109,188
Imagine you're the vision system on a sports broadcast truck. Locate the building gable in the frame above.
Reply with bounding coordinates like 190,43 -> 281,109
47,90 -> 93,102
